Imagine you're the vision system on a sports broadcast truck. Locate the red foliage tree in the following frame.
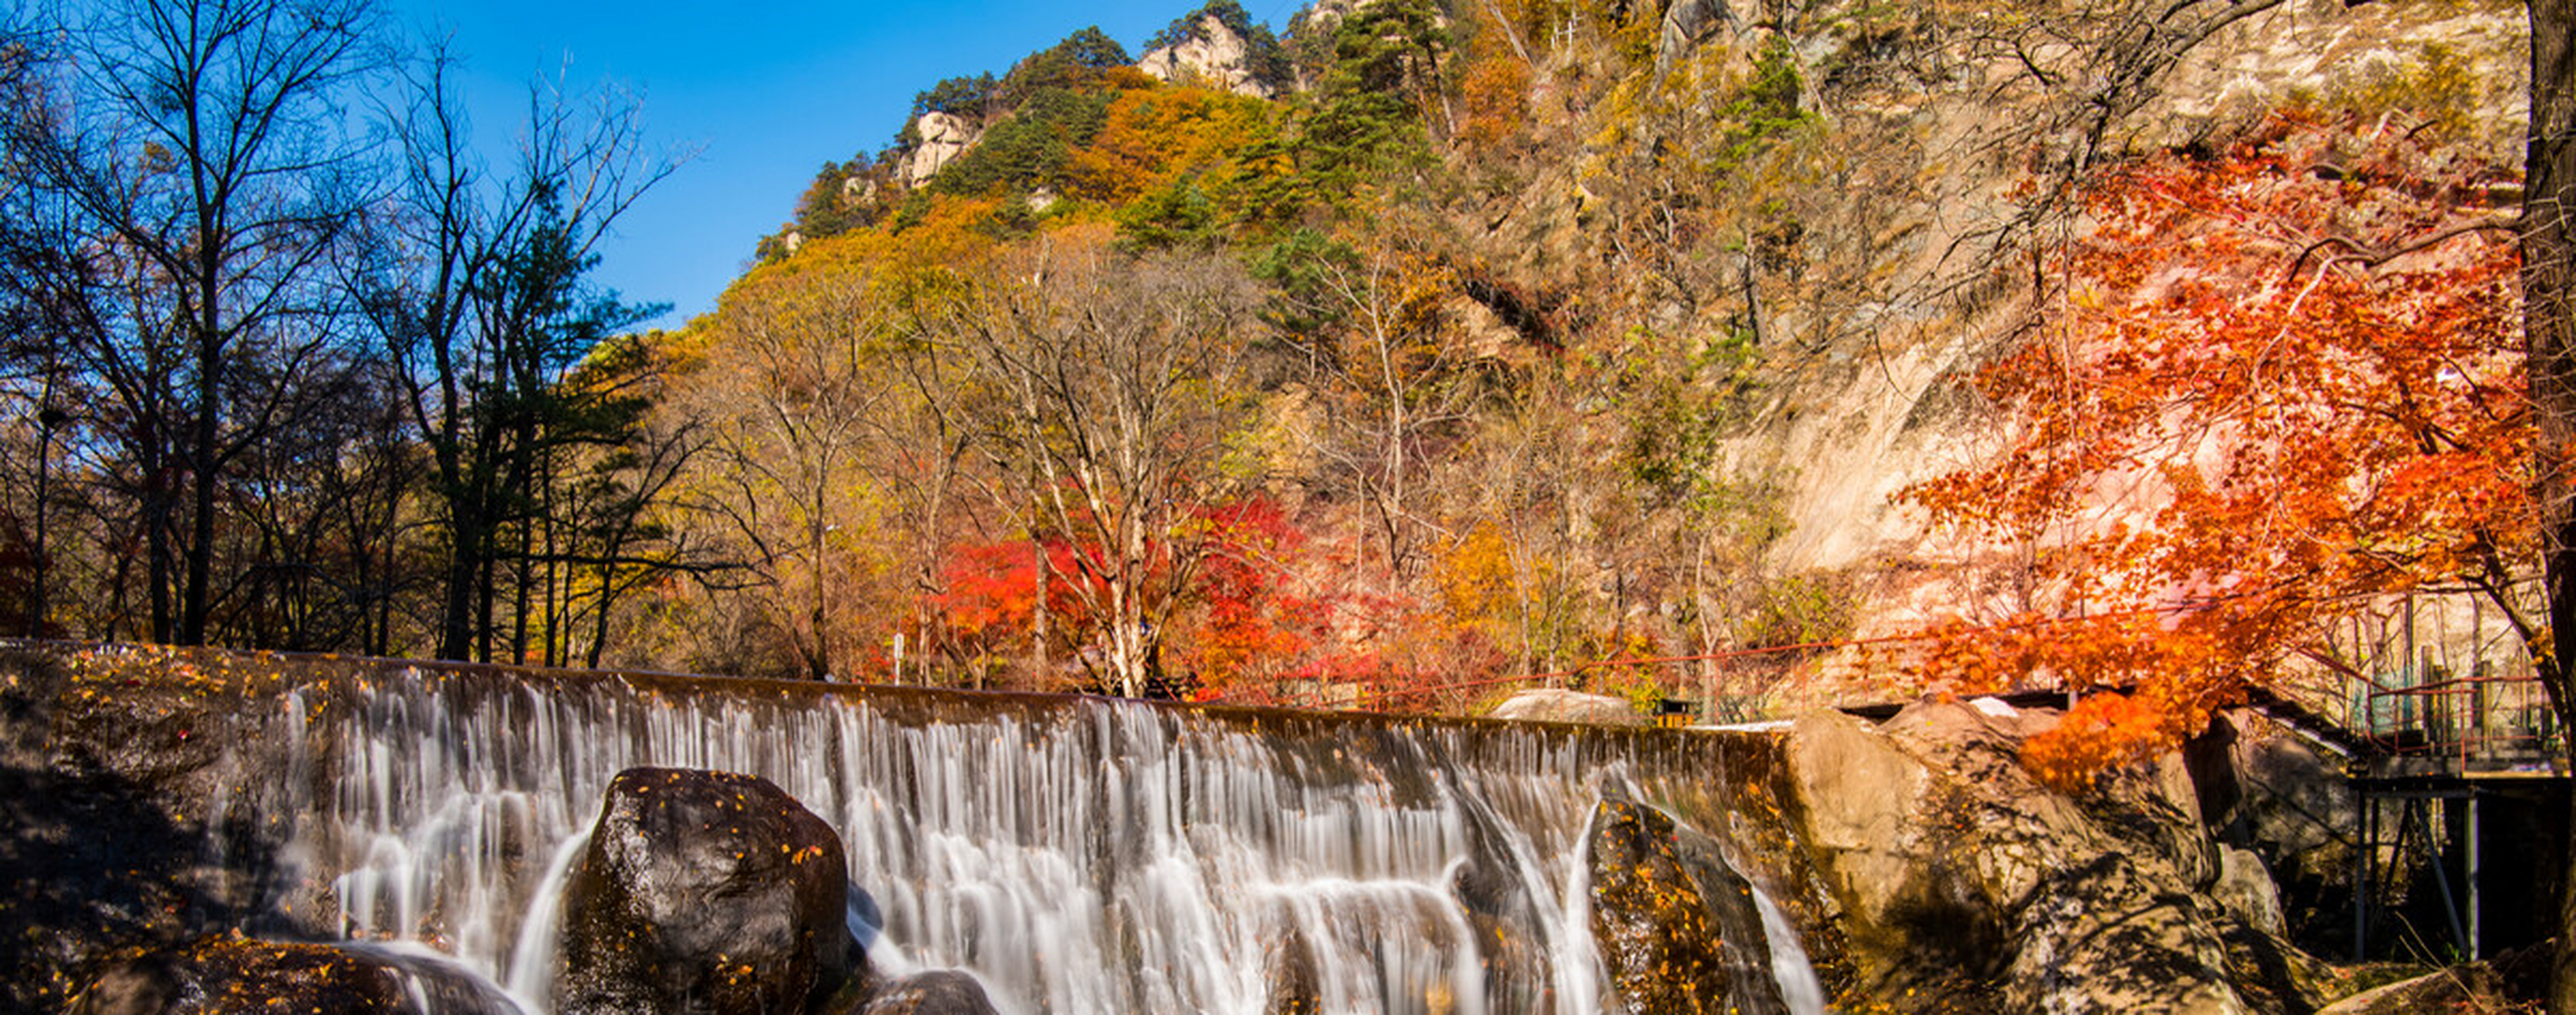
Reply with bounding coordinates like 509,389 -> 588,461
1165,496 -> 1328,697
926,538 -> 1100,683
1901,115 -> 2528,789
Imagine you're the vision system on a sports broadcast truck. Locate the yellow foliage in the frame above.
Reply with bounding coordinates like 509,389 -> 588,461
1065,86 -> 1274,205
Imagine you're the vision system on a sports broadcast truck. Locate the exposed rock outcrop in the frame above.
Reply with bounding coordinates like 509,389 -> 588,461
900,113 -> 980,187
1782,700 -> 2327,1013
1486,688 -> 1648,726
555,768 -> 858,1015
1657,0 -> 1735,71
1138,13 -> 1275,98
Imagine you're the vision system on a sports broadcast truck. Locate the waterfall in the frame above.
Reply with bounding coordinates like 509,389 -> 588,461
214,665 -> 1822,1015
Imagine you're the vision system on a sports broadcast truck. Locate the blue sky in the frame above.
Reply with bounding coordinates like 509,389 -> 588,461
384,0 -> 1311,327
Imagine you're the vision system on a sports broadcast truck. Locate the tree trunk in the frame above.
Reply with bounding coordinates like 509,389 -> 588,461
2524,0 -> 2576,1009
146,448 -> 174,644
1031,537 -> 1050,688
437,512 -> 480,661
181,354 -> 219,645
27,393 -> 55,640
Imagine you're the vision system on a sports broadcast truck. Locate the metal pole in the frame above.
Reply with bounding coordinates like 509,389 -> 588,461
2467,790 -> 2482,959
2422,797 -> 2469,958
2357,790 -> 2373,960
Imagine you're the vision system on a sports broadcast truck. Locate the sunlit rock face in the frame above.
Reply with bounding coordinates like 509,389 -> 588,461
1782,699 -> 2326,1013
901,113 -> 979,188
1138,14 -> 1275,98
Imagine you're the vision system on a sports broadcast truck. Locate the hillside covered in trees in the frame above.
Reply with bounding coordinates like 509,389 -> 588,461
0,0 -> 2555,725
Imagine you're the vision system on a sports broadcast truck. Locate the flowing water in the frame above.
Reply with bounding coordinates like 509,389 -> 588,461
201,665 -> 1822,1015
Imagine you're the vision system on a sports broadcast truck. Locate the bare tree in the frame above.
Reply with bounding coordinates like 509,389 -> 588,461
680,273 -> 894,680
1294,237 -> 1480,580
10,0 -> 387,644
364,48 -> 678,661
942,236 -> 1265,696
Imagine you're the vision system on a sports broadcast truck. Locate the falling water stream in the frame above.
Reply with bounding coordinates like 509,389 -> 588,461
209,666 -> 1822,1014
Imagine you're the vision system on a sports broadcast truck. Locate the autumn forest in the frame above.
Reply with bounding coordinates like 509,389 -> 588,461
1,0 -> 2570,778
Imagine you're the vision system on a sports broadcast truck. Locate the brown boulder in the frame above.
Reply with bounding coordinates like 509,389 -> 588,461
69,936 -> 516,1015
555,767 -> 857,1015
1783,699 -> 2317,1013
849,971 -> 1000,1015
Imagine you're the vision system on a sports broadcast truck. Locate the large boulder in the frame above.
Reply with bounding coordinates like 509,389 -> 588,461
1486,688 -> 1648,726
1783,699 -> 2324,1013
555,768 -> 856,1015
69,936 -> 518,1015
846,971 -> 1001,1015
2190,709 -> 2359,949
1585,799 -> 1791,1015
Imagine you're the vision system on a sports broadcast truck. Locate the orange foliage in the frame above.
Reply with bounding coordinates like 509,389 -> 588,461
1458,47 -> 1532,150
1166,497 -> 1327,693
1902,115 -> 2528,789
927,539 -> 1100,659
1064,86 -> 1275,205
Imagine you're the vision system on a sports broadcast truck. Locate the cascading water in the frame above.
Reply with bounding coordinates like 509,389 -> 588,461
212,665 -> 1825,1015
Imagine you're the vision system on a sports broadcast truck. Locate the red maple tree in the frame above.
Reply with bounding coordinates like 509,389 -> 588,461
1901,114 -> 2528,787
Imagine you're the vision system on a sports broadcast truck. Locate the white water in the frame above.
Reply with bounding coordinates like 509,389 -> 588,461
232,668 -> 1822,1015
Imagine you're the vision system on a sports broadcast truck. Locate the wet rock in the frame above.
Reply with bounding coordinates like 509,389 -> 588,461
1784,700 -> 2317,1013
68,936 -> 518,1015
1263,923 -> 1322,1015
555,767 -> 856,1015
849,971 -> 1000,1015
0,650 -> 289,1015
1447,796 -> 1554,1010
1584,799 -> 1790,1015
1486,688 -> 1647,726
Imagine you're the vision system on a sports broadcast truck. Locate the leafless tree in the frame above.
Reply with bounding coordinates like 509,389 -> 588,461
7,0 -> 388,644
363,46 -> 679,661
678,274 -> 896,680
941,237 -> 1266,696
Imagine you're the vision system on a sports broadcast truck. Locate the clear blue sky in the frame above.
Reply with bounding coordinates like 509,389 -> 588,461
384,0 -> 1311,327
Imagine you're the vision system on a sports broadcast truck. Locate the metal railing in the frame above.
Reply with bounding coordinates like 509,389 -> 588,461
2355,668 -> 2561,774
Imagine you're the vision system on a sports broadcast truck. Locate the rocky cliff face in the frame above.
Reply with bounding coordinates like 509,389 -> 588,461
1568,0 -> 2532,641
1138,13 -> 1277,98
900,112 -> 981,188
